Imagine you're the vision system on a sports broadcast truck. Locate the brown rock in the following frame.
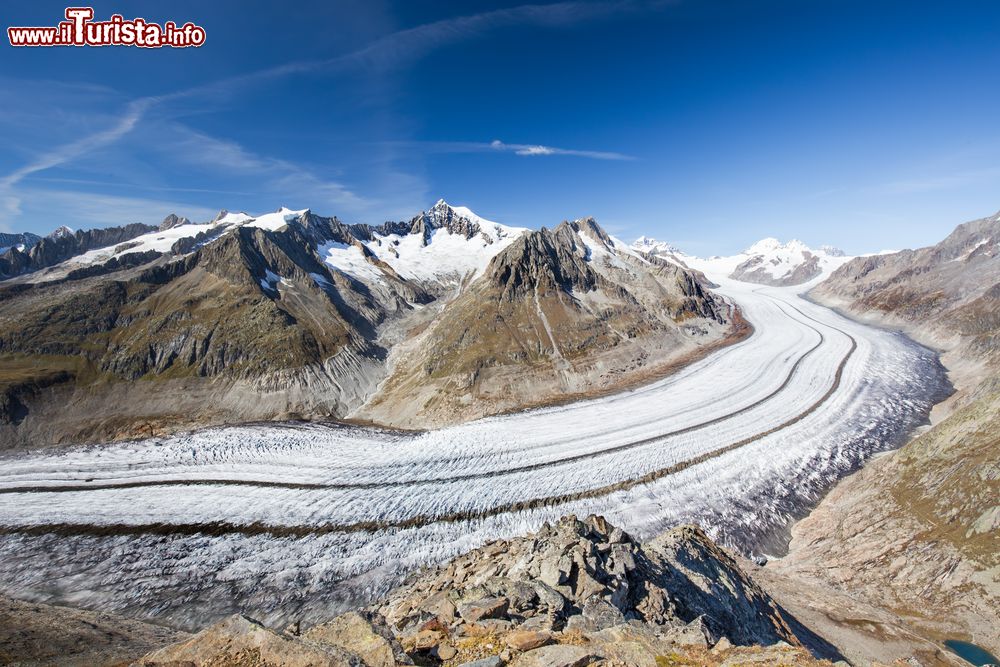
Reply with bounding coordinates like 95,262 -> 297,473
419,590 -> 458,623
435,642 -> 458,660
505,630 -> 553,652
458,597 -> 510,623
411,629 -> 443,651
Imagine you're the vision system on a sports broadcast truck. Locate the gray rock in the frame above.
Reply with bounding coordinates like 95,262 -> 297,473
509,644 -> 597,667
459,657 -> 503,667
581,598 -> 626,631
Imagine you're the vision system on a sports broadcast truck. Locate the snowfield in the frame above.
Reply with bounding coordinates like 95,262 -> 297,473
0,273 -> 948,630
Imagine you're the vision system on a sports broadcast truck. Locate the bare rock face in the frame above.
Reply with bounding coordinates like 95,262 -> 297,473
732,251 -> 821,286
0,594 -> 185,667
302,611 -> 413,667
783,209 -> 1000,659
813,209 -> 1000,374
158,213 -> 191,231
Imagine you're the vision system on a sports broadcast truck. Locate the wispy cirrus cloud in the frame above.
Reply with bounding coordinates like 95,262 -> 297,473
164,126 -> 366,209
0,98 -> 154,224
161,0 -> 667,101
489,139 -> 633,160
15,188 -> 219,230
0,1 -> 665,230
389,139 -> 634,161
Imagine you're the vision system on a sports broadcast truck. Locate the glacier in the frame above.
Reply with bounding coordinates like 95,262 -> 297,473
0,275 -> 949,631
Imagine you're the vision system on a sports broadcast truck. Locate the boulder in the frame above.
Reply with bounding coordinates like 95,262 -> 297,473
458,597 -> 510,623
505,629 -> 553,651
508,644 -> 597,667
303,611 -> 411,667
459,658 -> 504,667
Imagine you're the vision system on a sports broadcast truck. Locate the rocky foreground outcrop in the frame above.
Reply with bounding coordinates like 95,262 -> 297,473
134,516 -> 841,667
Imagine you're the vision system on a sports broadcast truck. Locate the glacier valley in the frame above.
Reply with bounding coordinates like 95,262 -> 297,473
0,275 -> 949,631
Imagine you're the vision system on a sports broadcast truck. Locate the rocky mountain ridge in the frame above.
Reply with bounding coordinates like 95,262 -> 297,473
0,231 -> 42,255
0,202 -> 735,447
353,214 -> 736,428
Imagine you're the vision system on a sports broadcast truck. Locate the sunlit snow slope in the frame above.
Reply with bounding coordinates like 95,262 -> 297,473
0,271 -> 948,630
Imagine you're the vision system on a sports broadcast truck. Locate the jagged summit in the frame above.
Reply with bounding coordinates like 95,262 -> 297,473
158,213 -> 191,231
819,244 -> 846,257
742,237 -> 845,258
47,225 -> 74,239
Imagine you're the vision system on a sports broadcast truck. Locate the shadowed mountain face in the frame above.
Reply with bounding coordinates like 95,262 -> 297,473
0,232 -> 43,255
0,204 -> 734,448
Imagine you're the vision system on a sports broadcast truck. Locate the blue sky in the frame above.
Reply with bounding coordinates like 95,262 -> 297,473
2,0 -> 999,254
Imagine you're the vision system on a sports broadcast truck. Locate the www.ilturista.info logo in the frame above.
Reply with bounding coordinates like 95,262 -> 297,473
8,7 -> 206,48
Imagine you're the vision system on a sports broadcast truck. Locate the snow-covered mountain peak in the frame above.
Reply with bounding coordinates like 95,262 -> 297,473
245,207 -> 310,231
742,237 -> 843,258
422,200 -> 499,231
48,225 -> 74,240
633,236 -> 681,255
819,244 -> 846,257
744,237 -> 787,254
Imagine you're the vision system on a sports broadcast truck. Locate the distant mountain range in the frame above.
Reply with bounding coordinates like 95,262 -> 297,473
0,201 -> 736,446
631,236 -> 851,287
0,231 -> 42,256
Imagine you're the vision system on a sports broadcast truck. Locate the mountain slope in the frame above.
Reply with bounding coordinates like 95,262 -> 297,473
0,221 -> 393,447
0,223 -> 158,280
774,209 -> 1000,656
812,209 -> 1000,389
0,231 -> 42,255
355,217 -> 739,428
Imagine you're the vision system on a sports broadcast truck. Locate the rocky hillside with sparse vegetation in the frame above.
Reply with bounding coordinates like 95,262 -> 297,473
774,209 -> 1000,659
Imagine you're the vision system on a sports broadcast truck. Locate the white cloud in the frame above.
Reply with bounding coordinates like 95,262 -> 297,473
166,126 -> 366,209
0,98 -> 153,193
490,139 -> 632,160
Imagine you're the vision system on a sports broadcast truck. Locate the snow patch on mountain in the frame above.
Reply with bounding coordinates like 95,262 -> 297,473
360,201 -> 528,285
319,241 -> 386,284
245,207 -> 309,231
